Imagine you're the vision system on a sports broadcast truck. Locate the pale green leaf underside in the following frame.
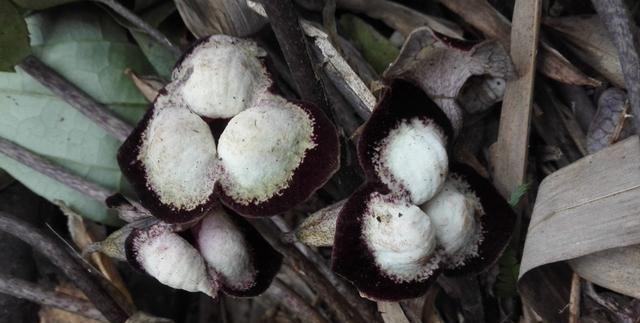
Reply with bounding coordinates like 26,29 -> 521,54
0,6 -> 152,225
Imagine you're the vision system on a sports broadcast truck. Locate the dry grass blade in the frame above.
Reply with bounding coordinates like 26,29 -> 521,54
490,0 -> 542,198
377,302 -> 410,323
519,136 -> 640,295
544,15 -> 624,87
438,0 -> 601,87
175,0 -> 266,37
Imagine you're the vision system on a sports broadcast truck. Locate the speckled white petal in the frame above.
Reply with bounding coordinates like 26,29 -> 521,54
363,193 -> 438,282
375,118 -> 448,204
137,106 -> 218,211
196,209 -> 255,290
132,227 -> 216,297
420,177 -> 483,265
217,95 -> 316,204
172,35 -> 272,119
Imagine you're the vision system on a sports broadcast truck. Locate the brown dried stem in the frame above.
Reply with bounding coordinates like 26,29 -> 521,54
260,0 -> 331,118
268,278 -> 329,323
0,212 -> 129,323
18,56 -> 133,143
0,137 -> 112,204
591,0 -> 640,132
0,273 -> 107,322
250,218 -> 366,323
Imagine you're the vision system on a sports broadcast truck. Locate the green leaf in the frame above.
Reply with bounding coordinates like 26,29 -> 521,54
0,5 -> 152,225
129,1 -> 178,79
494,246 -> 520,298
338,14 -> 399,74
508,182 -> 530,207
0,0 -> 31,71
11,0 -> 77,10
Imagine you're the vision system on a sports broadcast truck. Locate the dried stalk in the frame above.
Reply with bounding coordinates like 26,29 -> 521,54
568,273 -> 581,323
260,0 -> 330,117
18,56 -> 133,143
0,212 -> 128,322
591,0 -> 640,132
272,215 -> 380,323
268,278 -> 329,323
0,273 -> 106,322
93,0 -> 180,56
0,137 -> 112,204
250,218 -> 366,323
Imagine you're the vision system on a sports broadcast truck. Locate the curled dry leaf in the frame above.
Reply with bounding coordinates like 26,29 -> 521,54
295,199 -> 345,247
125,69 -> 165,102
544,15 -> 625,88
118,35 -> 340,222
519,136 -> 640,301
438,0 -> 601,87
175,0 -> 266,38
587,88 -> 636,153
384,27 -> 513,135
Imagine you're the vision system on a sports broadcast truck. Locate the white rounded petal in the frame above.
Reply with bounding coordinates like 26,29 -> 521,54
217,96 -> 316,204
420,178 -> 483,264
173,35 -> 272,119
134,227 -> 215,297
363,193 -> 438,282
197,209 -> 255,290
138,106 -> 217,210
375,118 -> 448,204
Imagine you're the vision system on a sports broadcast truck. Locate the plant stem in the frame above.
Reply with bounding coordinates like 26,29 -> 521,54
0,137 -> 112,204
591,0 -> 640,132
250,218 -> 366,323
93,0 -> 181,56
0,273 -> 107,322
268,278 -> 329,323
18,56 -> 133,143
260,0 -> 331,118
272,216 -> 379,323
0,212 -> 129,323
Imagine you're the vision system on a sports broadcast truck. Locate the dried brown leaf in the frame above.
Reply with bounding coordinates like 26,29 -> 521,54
545,15 -> 625,87
439,0 -> 601,87
519,136 -> 640,298
64,209 -> 134,307
385,27 -> 513,135
490,0 -> 541,197
175,0 -> 266,38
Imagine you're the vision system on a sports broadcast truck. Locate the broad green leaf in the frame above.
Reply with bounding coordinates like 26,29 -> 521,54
129,1 -> 178,79
0,6 -> 152,225
339,14 -> 399,74
11,0 -> 77,10
0,0 -> 31,71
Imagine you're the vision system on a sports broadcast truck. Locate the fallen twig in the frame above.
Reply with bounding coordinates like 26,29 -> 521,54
0,273 -> 106,322
250,218 -> 367,323
0,212 -> 129,322
0,137 -> 112,204
268,278 -> 329,323
568,273 -> 581,323
18,56 -> 133,143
